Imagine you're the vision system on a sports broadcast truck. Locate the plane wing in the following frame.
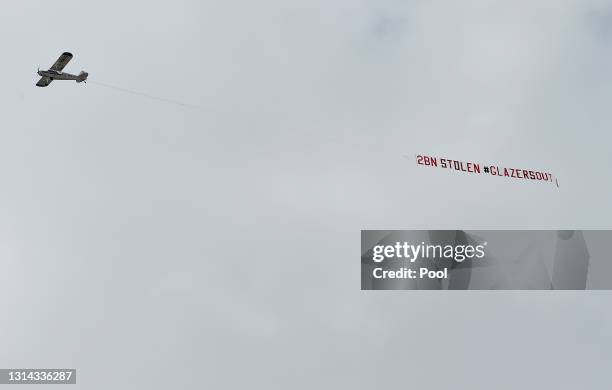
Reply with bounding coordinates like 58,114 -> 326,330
49,52 -> 73,72
36,77 -> 53,87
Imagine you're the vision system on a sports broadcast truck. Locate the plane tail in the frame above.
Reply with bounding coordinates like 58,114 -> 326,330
77,71 -> 88,83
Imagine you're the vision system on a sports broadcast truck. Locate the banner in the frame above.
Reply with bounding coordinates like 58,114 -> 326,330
415,155 -> 559,187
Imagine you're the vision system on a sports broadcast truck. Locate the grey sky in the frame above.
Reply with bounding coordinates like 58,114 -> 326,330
0,0 -> 611,388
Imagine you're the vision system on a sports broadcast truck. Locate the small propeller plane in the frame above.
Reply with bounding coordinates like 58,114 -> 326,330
36,52 -> 88,87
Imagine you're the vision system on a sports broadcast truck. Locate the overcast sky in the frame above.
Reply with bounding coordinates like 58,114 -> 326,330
0,0 -> 611,388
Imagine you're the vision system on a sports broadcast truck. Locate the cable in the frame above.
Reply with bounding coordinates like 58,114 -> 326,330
87,78 -> 301,132
89,80 -> 202,110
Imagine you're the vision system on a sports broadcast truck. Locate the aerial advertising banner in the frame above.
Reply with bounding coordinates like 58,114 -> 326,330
415,154 -> 559,187
361,230 -> 612,290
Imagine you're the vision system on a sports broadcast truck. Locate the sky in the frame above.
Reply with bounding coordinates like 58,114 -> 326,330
0,0 -> 611,388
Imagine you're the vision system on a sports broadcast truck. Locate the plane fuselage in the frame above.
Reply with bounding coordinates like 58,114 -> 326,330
38,69 -> 79,81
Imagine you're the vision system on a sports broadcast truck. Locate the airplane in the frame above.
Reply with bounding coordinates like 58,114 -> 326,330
36,52 -> 88,87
